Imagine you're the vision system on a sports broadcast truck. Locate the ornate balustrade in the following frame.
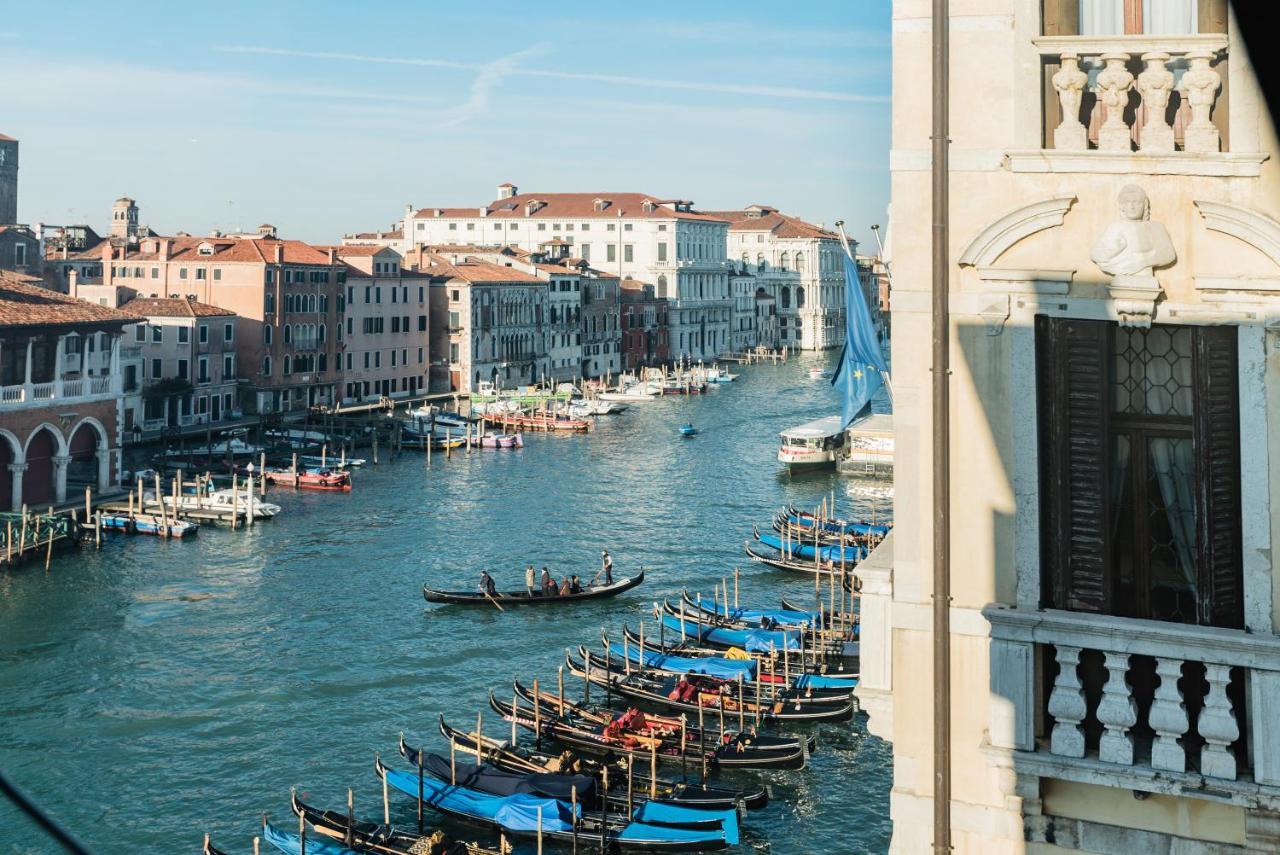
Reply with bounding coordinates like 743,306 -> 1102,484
986,606 -> 1280,807
1035,34 -> 1228,154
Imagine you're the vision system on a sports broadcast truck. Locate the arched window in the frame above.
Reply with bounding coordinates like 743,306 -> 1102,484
796,287 -> 806,308
318,353 -> 327,372
283,355 -> 291,375
262,355 -> 271,376
309,294 -> 318,313
794,251 -> 804,272
283,325 -> 291,344
780,286 -> 791,309
740,252 -> 749,270
756,253 -> 766,272
264,325 -> 272,345
779,251 -> 789,271
318,323 -> 326,343
319,294 -> 328,312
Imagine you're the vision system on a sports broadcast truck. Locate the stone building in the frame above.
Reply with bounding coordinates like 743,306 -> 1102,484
400,185 -> 731,363
859,1 -> 1280,853
619,279 -> 670,370
0,271 -> 134,509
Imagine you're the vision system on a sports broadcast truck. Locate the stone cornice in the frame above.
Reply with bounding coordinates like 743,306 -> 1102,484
1005,150 -> 1268,177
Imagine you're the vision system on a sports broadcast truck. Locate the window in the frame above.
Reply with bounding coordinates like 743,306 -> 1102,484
657,224 -> 667,232
607,245 -> 616,263
364,351 -> 370,369
374,351 -> 381,368
179,268 -> 188,280
795,251 -> 805,272
624,224 -> 633,232
418,315 -> 427,331
607,223 -> 616,232
14,243 -> 26,267
151,358 -> 162,378
418,347 -> 424,364
213,268 -> 222,281
178,326 -> 190,344
466,223 -> 474,231
392,317 -> 400,333
134,324 -> 145,342
449,343 -> 459,362
537,223 -> 546,231
581,244 -> 591,261
1036,318 -> 1242,628
196,268 -> 206,280
284,325 -> 291,344
264,325 -> 272,345
658,243 -> 667,262
375,287 -> 382,304
283,355 -> 291,375
448,223 -> 457,231
198,356 -> 210,383
151,267 -> 159,279
391,287 -> 397,303
448,311 -> 460,328
177,358 -> 189,380
151,326 -> 163,343
224,354 -> 234,378
391,350 -> 397,367
796,287 -> 805,308
418,286 -> 425,302
264,292 -> 275,314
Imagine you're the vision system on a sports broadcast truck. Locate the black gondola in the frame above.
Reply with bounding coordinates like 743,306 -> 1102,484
424,569 -> 644,605
291,789 -> 498,854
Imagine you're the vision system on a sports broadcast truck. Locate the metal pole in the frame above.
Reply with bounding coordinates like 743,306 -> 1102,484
931,0 -> 952,851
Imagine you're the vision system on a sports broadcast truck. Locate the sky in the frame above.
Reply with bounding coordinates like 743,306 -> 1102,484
1,1 -> 891,248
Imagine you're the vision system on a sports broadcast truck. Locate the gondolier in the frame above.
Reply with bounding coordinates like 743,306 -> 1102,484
540,567 -> 554,596
601,550 -> 613,584
479,571 -> 496,596
525,564 -> 536,596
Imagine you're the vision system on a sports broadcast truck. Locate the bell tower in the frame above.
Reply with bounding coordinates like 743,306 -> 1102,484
0,133 -> 17,225
111,197 -> 140,241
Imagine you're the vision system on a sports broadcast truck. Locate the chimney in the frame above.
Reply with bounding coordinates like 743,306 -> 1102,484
68,268 -> 78,298
327,247 -> 337,264
159,239 -> 171,261
273,243 -> 284,264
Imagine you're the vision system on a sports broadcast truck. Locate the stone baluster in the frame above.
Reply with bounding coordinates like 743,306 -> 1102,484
1051,52 -> 1090,151
1199,663 -> 1239,779
1096,652 -> 1137,765
1149,657 -> 1190,772
1180,50 -> 1222,153
1094,53 -> 1135,152
1048,645 -> 1087,758
1136,52 -> 1175,153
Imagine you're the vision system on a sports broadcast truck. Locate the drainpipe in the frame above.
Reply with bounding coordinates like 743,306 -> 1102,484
931,0 -> 952,852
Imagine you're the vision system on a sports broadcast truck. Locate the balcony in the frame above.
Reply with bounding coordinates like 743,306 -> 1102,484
0,376 -> 119,408
1007,33 -> 1267,177
985,606 -> 1280,809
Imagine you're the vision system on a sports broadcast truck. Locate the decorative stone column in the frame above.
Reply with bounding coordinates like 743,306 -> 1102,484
1149,657 -> 1190,772
1096,652 -> 1137,765
1180,50 -> 1222,153
1047,645 -> 1087,758
1051,52 -> 1089,151
1199,663 -> 1240,779
1094,53 -> 1135,152
1136,52 -> 1175,153
52,454 -> 70,503
8,462 -> 27,511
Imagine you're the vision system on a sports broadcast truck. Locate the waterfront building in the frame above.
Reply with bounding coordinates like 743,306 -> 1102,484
0,270 -> 134,509
417,252 -> 549,393
619,279 -> 670,371
711,205 -> 848,350
332,245 -> 433,404
121,297 -> 239,430
400,184 -> 731,363
75,232 -> 346,414
729,267 -> 758,352
859,2 -> 1280,853
0,225 -> 40,277
754,286 -> 779,350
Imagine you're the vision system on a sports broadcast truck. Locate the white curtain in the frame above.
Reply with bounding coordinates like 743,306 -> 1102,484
1149,436 -> 1197,589
1080,0 -> 1124,34
1144,0 -> 1198,34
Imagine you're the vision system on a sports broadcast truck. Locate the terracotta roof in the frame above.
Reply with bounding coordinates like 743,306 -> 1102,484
0,272 -> 137,329
425,255 -> 543,284
705,208 -> 836,239
332,245 -> 399,258
414,192 -> 728,223
122,296 -> 235,319
118,236 -> 337,265
344,230 -> 400,240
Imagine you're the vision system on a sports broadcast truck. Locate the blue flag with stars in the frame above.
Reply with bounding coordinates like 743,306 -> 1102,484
831,251 -> 888,431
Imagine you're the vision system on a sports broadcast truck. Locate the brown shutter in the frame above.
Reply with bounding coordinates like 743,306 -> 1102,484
1037,316 -> 1112,612
1193,326 -> 1243,629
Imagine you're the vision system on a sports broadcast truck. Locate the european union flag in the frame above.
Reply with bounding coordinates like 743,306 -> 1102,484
831,251 -> 888,431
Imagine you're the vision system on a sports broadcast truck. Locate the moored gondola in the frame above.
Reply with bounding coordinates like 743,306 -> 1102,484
290,789 -> 497,854
434,718 -> 769,811
424,569 -> 644,606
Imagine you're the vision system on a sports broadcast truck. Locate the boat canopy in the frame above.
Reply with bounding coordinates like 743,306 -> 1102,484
779,415 -> 844,441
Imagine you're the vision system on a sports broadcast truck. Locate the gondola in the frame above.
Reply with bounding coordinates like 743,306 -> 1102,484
657,605 -> 802,653
435,717 -> 769,810
752,526 -> 866,564
771,511 -> 886,548
491,689 -> 811,770
424,569 -> 644,606
290,790 -> 498,854
680,591 -> 824,628
566,649 -> 855,723
744,539 -> 854,577
376,757 -> 735,851
781,503 -> 892,539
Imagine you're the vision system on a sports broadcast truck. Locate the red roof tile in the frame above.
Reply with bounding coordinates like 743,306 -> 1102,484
425,255 -> 543,284
705,208 -> 836,239
0,272 -> 137,329
122,297 -> 236,318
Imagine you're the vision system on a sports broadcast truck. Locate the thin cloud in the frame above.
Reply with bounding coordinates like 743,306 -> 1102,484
435,47 -> 541,129
215,45 -> 887,104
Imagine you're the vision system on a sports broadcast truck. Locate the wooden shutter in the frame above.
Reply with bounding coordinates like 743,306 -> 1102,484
1037,317 -> 1112,612
1193,326 -> 1244,629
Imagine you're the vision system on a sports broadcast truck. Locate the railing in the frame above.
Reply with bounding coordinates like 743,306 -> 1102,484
61,379 -> 84,397
89,376 -> 112,394
30,382 -> 54,400
1036,34 -> 1228,153
986,606 -> 1280,801
0,376 -> 118,406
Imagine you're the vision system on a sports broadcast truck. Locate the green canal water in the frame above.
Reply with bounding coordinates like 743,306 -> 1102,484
0,353 -> 893,854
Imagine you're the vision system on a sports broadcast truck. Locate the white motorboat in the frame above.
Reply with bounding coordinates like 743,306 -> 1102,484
406,405 -> 470,428
471,400 -> 523,417
161,438 -> 263,458
777,415 -> 846,471
598,381 -> 661,402
264,427 -> 330,445
703,367 -> 738,383
571,400 -> 628,416
143,488 -> 282,519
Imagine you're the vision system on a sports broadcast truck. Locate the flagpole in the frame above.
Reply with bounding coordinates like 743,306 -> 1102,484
835,222 -> 893,405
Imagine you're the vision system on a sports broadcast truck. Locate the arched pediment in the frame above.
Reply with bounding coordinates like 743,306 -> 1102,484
958,196 -> 1077,268
1194,200 -> 1280,268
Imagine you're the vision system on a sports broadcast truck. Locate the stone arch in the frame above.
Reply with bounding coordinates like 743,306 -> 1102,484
67,417 -> 108,493
0,429 -> 21,511
1194,200 -> 1280,268
958,196 -> 1077,267
22,424 -> 66,506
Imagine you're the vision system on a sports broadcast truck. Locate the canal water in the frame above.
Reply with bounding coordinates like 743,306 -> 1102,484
0,353 -> 893,855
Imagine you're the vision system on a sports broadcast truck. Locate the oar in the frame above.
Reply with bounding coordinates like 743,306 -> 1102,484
484,591 -> 507,612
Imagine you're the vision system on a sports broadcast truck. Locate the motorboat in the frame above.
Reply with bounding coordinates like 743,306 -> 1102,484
160,437 -> 263,459
478,432 -> 524,449
703,367 -> 738,383
598,382 -> 661,402
570,399 -> 628,416
406,405 -> 470,428
143,487 -> 282,519
679,424 -> 699,438
777,415 -> 846,471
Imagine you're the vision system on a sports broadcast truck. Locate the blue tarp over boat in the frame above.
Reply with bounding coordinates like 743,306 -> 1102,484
262,822 -> 358,855
661,614 -> 802,652
608,642 -> 757,680
386,768 -> 578,833
786,513 -> 890,539
795,673 -> 859,690
631,803 -> 741,845
756,532 -> 865,563
422,753 -> 597,803
692,596 -> 821,626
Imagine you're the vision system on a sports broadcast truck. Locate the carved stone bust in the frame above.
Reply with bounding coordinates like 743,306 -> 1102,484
1090,185 -> 1177,277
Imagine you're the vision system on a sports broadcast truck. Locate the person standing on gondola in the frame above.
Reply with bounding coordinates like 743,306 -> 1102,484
540,567 -> 554,596
601,550 -> 613,584
570,574 -> 582,594
479,570 -> 496,596
525,564 -> 536,596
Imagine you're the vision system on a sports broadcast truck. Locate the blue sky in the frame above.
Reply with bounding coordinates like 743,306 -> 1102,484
2,1 -> 891,247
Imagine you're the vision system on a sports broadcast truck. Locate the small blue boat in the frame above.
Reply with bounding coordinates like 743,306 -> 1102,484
755,530 -> 866,564
678,424 -> 699,437
661,613 -> 802,652
608,641 -> 758,680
